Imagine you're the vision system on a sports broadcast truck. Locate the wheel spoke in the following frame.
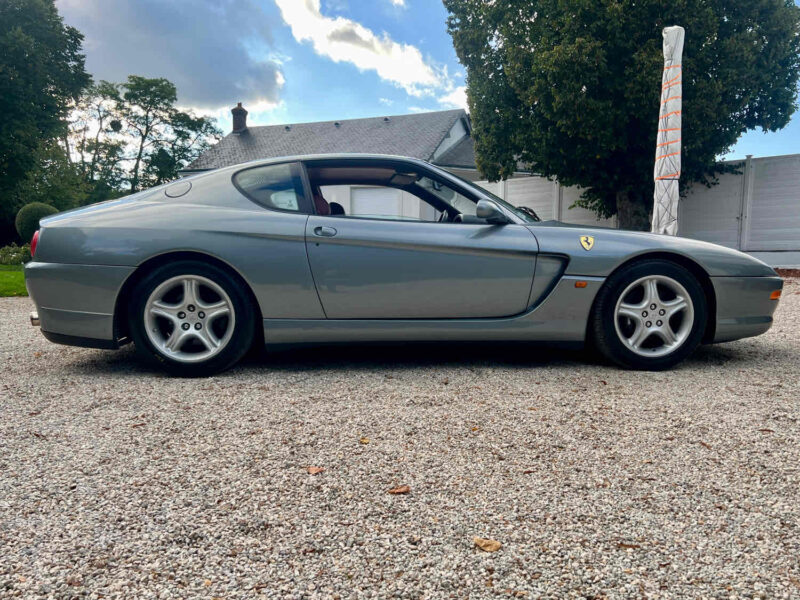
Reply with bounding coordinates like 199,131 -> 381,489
628,325 -> 652,350
618,303 -> 645,326
663,297 -> 688,317
202,301 -> 230,322
655,325 -> 679,346
644,278 -> 661,306
164,329 -> 189,352
193,327 -> 220,351
182,278 -> 200,307
149,302 -> 180,324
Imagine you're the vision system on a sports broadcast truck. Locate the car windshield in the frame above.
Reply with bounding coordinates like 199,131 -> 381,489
446,172 -> 540,224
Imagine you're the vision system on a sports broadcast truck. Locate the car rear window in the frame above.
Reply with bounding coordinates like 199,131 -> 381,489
233,162 -> 307,212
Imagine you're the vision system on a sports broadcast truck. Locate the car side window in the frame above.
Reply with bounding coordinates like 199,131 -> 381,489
233,162 -> 309,213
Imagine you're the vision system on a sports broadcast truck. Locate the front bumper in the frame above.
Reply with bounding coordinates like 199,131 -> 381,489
25,261 -> 134,345
711,275 -> 783,343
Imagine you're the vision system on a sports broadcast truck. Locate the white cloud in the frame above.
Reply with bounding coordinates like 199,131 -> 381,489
275,0 -> 444,97
379,98 -> 394,106
438,86 -> 468,110
57,0 -> 284,111
388,0 -> 406,6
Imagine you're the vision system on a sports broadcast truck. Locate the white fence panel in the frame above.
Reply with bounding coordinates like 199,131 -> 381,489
677,166 -> 744,249
745,155 -> 800,251
473,153 -> 799,256
559,186 -> 617,228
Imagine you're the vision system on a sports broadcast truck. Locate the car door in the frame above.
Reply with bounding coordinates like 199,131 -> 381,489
304,183 -> 538,320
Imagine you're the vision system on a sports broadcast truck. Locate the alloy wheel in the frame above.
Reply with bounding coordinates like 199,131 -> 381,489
613,275 -> 694,358
143,275 -> 235,363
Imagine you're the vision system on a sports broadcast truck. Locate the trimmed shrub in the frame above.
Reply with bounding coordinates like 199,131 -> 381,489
15,202 -> 57,242
0,243 -> 32,265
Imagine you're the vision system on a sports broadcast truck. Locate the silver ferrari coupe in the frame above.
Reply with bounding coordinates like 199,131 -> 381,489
25,154 -> 783,376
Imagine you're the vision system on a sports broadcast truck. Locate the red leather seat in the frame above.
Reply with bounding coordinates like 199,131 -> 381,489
312,186 -> 331,216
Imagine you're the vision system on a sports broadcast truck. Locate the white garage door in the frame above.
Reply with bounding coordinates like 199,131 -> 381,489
504,177 -> 556,221
351,187 -> 403,219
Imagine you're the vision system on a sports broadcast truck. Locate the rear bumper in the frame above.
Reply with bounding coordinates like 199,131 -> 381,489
25,261 -> 134,345
711,275 -> 783,343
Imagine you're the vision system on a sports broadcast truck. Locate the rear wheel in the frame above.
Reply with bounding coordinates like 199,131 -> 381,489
128,260 -> 255,376
590,259 -> 707,370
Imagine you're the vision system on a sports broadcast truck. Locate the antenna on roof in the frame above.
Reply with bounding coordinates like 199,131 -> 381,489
334,122 -> 341,128
383,117 -> 390,122
284,125 -> 291,131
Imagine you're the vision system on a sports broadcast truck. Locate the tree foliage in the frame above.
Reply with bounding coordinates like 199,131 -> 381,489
0,0 -> 89,238
64,77 -> 221,195
444,0 -> 800,229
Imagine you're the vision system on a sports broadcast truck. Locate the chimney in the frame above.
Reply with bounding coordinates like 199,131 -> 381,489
231,102 -> 248,133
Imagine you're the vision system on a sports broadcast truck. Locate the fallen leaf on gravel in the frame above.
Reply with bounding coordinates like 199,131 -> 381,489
130,423 -> 146,428
359,436 -> 370,444
388,485 -> 410,495
522,469 -> 534,474
65,574 -> 82,586
531,572 -> 542,579
306,466 -> 324,475
473,537 -> 502,552
600,380 -> 607,385
617,542 -> 641,550
28,411 -> 40,416
33,352 -> 42,358
759,428 -> 775,433
471,426 -> 481,432
203,579 -> 212,587
697,441 -> 712,450
31,432 -> 46,439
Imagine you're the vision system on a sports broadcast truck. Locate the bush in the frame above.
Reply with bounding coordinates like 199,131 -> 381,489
0,243 -> 32,265
15,202 -> 58,242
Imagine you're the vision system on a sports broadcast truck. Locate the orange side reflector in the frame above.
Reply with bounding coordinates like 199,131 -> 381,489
770,290 -> 782,300
575,281 -> 588,289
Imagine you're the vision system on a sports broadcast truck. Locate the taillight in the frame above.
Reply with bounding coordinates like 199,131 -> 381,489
31,230 -> 39,257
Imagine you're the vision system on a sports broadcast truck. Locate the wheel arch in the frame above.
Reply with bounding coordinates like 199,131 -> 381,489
593,251 -> 717,343
113,250 -> 263,344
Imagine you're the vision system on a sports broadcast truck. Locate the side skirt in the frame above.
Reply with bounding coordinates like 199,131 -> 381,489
263,276 -> 604,345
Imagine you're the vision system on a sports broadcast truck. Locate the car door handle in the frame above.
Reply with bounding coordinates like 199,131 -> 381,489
313,226 -> 337,238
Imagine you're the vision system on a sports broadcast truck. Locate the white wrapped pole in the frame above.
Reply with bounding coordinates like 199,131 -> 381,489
652,26 -> 685,235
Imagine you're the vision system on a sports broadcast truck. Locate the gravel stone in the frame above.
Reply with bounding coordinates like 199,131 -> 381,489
1,279 -> 799,598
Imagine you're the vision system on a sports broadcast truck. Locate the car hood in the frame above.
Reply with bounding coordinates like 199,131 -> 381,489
526,221 -> 778,278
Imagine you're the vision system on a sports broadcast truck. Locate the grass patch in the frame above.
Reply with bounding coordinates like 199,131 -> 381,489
0,265 -> 27,297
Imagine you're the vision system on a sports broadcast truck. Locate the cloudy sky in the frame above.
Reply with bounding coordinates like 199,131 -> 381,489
57,0 -> 797,160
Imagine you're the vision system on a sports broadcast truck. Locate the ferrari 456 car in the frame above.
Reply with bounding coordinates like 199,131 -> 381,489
25,154 -> 783,376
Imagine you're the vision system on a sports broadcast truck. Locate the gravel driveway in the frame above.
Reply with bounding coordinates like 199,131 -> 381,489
1,279 -> 799,599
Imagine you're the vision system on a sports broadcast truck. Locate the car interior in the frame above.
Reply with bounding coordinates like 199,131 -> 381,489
305,160 -> 487,223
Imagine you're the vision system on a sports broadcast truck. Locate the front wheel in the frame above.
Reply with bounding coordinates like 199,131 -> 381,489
128,260 -> 256,376
590,259 -> 707,370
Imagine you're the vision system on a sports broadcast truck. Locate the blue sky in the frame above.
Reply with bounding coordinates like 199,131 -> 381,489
58,0 -> 799,160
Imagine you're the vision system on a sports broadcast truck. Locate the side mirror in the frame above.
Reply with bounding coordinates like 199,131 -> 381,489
476,199 -> 510,225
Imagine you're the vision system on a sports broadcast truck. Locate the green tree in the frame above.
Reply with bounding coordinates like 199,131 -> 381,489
0,0 -> 89,242
444,0 -> 800,230
117,76 -> 221,192
12,142 -> 90,215
67,81 -> 127,200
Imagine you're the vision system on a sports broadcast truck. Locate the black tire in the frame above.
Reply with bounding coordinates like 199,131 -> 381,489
590,259 -> 707,371
128,260 -> 256,377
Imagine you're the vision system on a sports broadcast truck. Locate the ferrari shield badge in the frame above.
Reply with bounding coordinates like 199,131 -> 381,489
580,235 -> 595,251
